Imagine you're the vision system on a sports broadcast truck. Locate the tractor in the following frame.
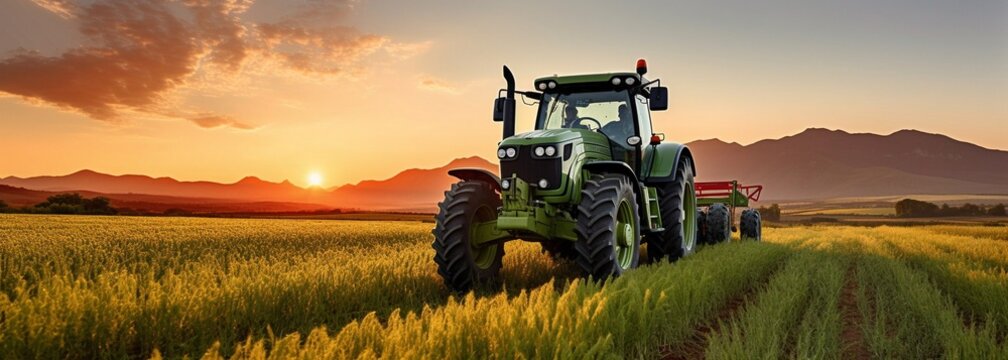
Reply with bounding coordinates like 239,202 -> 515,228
433,59 -> 761,291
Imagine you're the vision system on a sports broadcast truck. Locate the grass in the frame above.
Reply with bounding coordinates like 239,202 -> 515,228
1,214 -> 1006,358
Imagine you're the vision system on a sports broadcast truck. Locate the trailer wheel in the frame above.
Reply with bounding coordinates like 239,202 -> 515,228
706,203 -> 731,244
697,209 -> 709,245
740,209 -> 762,241
432,181 -> 504,292
574,174 -> 641,280
647,158 -> 698,262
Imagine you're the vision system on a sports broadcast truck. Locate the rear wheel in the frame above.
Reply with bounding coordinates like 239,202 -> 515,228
574,174 -> 641,280
706,203 -> 731,244
740,209 -> 762,241
647,158 -> 698,262
432,181 -> 504,292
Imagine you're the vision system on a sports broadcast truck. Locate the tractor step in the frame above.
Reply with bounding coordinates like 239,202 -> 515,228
645,187 -> 662,229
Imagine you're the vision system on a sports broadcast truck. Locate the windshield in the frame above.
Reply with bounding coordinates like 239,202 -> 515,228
536,90 -> 636,144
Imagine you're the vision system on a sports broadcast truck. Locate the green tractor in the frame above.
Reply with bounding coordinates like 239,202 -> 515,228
433,60 -> 703,291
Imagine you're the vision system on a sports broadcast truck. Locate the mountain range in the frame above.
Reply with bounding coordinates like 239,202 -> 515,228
2,129 -> 1005,212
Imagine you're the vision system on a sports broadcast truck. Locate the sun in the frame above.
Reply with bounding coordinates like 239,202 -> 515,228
307,172 -> 323,187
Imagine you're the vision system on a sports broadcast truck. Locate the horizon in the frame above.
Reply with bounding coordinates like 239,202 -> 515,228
3,127 -> 1004,186
2,0 -> 1006,187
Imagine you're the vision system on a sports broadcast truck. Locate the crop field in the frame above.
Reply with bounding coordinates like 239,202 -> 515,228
1,214 -> 1007,359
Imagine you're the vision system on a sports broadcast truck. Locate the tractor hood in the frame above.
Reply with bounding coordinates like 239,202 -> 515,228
499,128 -> 607,147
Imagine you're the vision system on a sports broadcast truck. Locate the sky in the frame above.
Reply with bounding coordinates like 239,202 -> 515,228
1,0 -> 1006,187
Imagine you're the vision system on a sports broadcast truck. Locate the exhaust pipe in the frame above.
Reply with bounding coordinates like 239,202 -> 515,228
502,66 -> 516,139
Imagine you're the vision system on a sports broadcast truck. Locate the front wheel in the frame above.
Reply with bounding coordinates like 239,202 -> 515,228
648,158 -> 698,262
574,174 -> 641,280
432,181 -> 504,292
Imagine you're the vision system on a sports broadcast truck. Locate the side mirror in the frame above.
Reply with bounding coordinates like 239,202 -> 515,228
492,97 -> 505,122
649,87 -> 668,111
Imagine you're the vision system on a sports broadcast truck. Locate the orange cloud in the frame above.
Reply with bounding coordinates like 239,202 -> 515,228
0,1 -> 199,120
30,0 -> 76,19
0,0 -> 421,129
188,114 -> 256,129
418,75 -> 460,94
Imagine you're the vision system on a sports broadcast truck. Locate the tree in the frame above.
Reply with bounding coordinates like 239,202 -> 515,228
895,198 -> 939,217
758,203 -> 781,222
33,193 -> 117,215
990,204 -> 1007,217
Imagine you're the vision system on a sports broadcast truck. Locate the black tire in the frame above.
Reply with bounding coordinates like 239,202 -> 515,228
432,181 -> 505,292
740,209 -> 762,241
697,209 -> 709,245
540,240 -> 577,261
706,203 -> 731,244
574,174 -> 641,280
648,159 -> 698,262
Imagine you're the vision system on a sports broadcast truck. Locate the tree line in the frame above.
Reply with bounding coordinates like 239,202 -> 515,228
895,198 -> 1006,218
0,193 -> 117,215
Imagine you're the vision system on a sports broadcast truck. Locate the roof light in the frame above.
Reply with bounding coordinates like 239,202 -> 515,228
548,81 -> 557,89
625,77 -> 636,85
611,77 -> 622,86
636,58 -> 647,76
537,82 -> 547,90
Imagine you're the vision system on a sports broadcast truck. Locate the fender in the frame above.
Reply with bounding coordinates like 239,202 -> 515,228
642,142 -> 696,185
448,168 -> 501,192
581,160 -> 647,216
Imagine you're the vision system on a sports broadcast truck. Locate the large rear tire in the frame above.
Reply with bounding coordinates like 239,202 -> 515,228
740,209 -> 762,241
432,181 -> 504,292
647,158 -> 698,262
574,174 -> 641,280
706,203 -> 731,244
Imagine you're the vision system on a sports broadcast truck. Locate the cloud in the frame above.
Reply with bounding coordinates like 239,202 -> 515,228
188,114 -> 256,129
418,75 -> 460,94
0,1 -> 200,120
257,23 -> 388,74
0,0 -> 426,129
30,0 -> 76,19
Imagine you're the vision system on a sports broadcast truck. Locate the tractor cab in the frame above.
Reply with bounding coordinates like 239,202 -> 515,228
531,71 -> 667,171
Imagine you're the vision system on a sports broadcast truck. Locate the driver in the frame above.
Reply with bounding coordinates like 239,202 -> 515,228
563,104 -> 586,129
601,104 -> 635,144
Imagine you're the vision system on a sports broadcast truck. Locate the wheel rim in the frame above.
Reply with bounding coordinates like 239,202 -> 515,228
469,205 -> 498,270
615,198 -> 637,270
682,181 -> 697,251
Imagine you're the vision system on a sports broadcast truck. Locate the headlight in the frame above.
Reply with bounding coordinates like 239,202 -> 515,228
497,148 -> 507,159
625,77 -> 636,85
534,146 -> 545,156
537,82 -> 547,90
544,146 -> 556,157
501,179 -> 511,190
538,179 -> 549,188
505,148 -> 516,158
611,77 -> 621,85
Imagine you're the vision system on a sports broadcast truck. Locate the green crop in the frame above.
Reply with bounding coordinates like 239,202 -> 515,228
1,214 -> 1006,359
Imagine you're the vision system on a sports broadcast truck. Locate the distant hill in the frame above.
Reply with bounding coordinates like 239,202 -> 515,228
2,129 -> 1005,211
328,156 -> 497,211
687,128 -> 1008,200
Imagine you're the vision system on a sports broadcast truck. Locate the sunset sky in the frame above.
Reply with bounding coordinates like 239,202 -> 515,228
1,0 -> 1006,187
